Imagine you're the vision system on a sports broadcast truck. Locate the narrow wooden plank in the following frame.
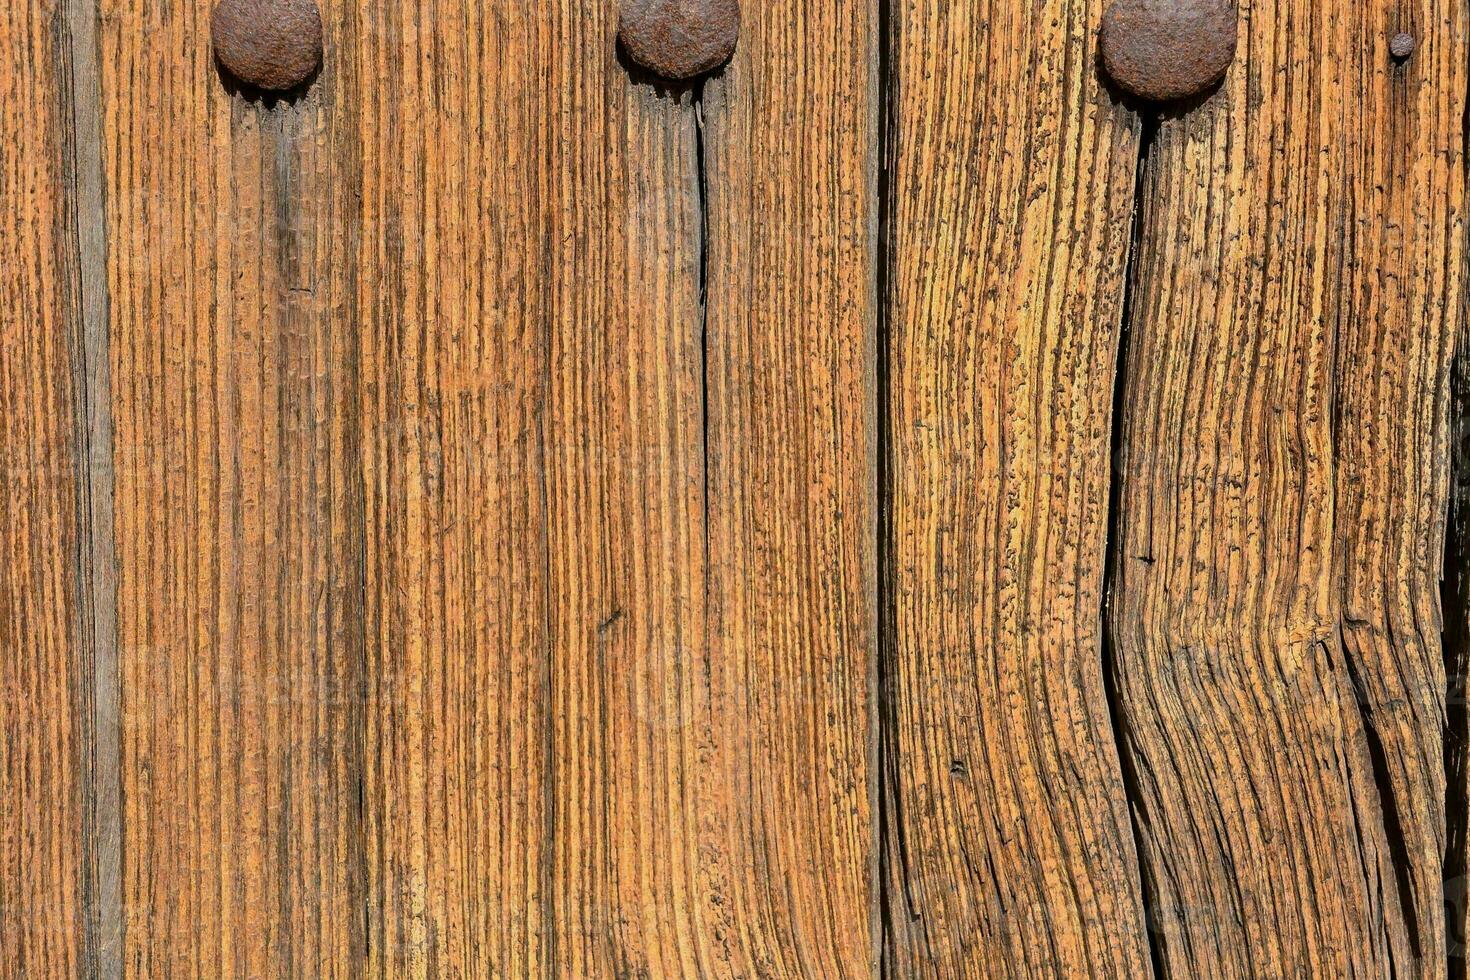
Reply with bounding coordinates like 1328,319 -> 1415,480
59,0 -> 124,969
541,0 -> 878,972
696,0 -> 878,970
1110,0 -> 1465,973
0,4 -> 87,975
882,0 -> 1152,973
1332,2 -> 1465,970
352,0 -> 551,974
538,24 -> 711,978
100,1 -> 363,973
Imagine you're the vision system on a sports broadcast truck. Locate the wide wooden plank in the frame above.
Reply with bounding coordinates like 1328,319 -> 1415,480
100,0 -> 362,973
882,0 -> 1152,973
355,0 -> 878,973
0,4 -> 87,975
351,0 -> 551,974
1109,0 -> 1465,974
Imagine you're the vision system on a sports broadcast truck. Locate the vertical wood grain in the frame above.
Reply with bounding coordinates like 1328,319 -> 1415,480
0,3 -> 86,975
1332,0 -> 1465,970
352,0 -> 551,974
100,0 -> 363,974
1110,0 -> 1466,974
697,0 -> 878,970
881,0 -> 1153,973
60,0 -> 123,966
372,0 -> 879,973
538,22 -> 711,978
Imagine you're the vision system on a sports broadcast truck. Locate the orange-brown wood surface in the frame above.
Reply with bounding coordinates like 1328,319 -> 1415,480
882,0 -> 1152,972
99,0 -> 361,972
9,0 -> 1470,976
1,4 -> 86,976
1109,0 -> 1465,975
350,1 -> 550,973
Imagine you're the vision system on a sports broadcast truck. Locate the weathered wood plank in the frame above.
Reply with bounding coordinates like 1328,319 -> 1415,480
542,0 -> 881,972
881,0 -> 1151,973
100,0 -> 363,973
360,1 -> 877,973
1110,0 -> 1465,974
1332,2 -> 1465,971
538,20 -> 712,977
0,4 -> 87,975
696,0 -> 878,970
351,0 -> 551,974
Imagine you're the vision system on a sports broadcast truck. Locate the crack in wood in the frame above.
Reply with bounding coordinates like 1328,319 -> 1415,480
1102,108 -> 1163,980
1444,307 -> 1469,980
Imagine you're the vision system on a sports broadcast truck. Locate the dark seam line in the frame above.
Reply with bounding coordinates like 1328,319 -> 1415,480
874,0 -> 904,974
871,0 -> 891,973
539,181 -> 558,980
695,79 -> 711,608
1339,641 -> 1423,966
1100,109 -> 1164,980
694,69 -> 717,979
1442,69 -> 1470,972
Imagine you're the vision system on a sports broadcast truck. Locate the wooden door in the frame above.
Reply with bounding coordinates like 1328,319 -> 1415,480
2,0 -> 1466,975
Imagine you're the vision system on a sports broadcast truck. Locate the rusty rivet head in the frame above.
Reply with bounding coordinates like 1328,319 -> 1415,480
1100,0 -> 1238,103
619,0 -> 740,82
212,0 -> 323,92
1389,32 -> 1416,60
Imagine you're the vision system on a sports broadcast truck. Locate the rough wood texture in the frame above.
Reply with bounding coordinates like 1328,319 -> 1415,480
542,63 -> 710,975
0,5 -> 86,975
100,1 -> 362,973
12,0 -> 1470,974
1332,1 -> 1465,970
698,0 -> 877,968
881,0 -> 1153,974
360,0 -> 877,972
351,0 -> 551,972
1110,0 -> 1465,974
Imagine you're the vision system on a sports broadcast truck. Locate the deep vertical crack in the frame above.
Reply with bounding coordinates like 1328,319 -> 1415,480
1100,110 -> 1163,980
874,0 -> 904,973
1442,57 -> 1470,980
1443,276 -> 1469,980
694,81 -> 711,584
1340,649 -> 1423,965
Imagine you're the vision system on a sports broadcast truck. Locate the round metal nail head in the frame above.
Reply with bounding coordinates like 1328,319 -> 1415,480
212,0 -> 323,92
620,0 -> 740,81
1100,0 -> 1238,103
1390,33 -> 1416,60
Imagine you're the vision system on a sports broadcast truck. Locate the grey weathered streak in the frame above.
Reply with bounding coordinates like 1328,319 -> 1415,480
57,0 -> 121,974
